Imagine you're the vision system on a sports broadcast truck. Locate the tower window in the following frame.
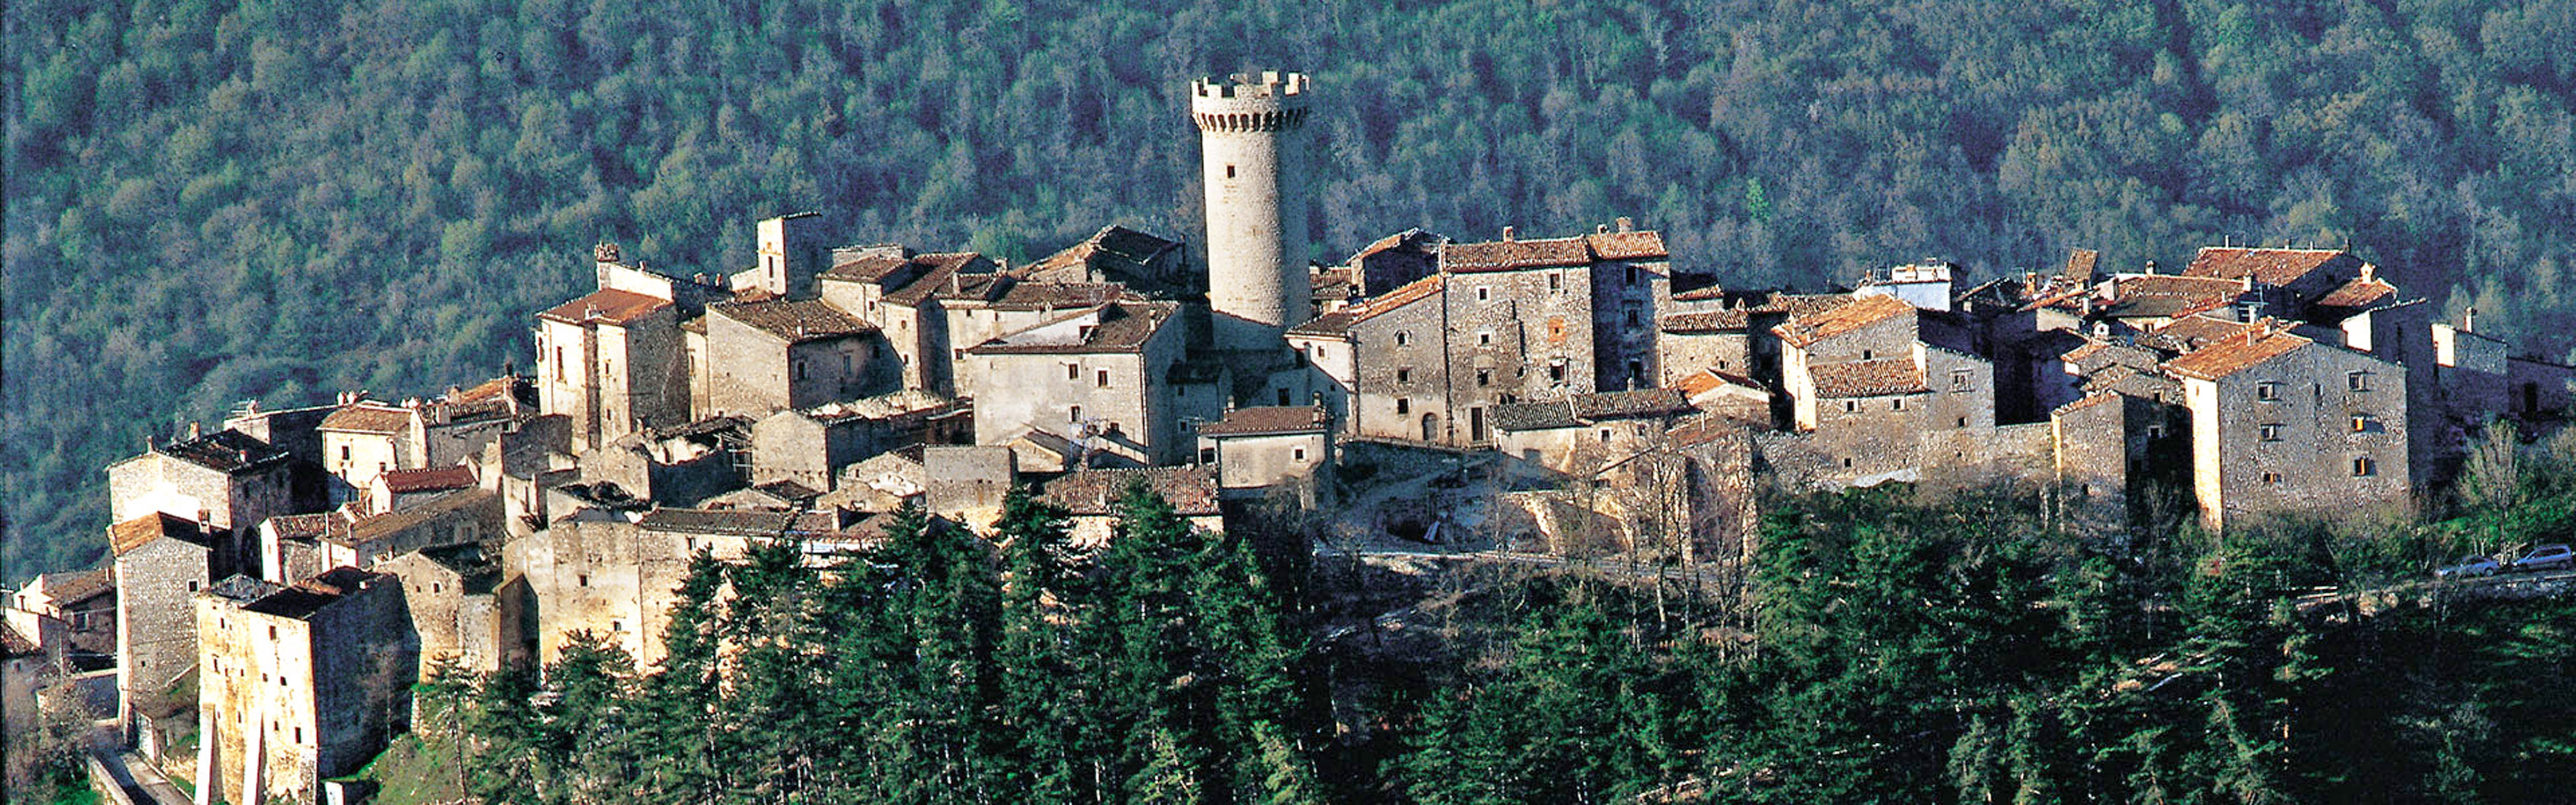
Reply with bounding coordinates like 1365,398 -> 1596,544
1097,370 -> 1110,388
1067,363 -> 1080,380
1396,367 -> 1412,384
1069,405 -> 1083,423
1548,273 -> 1561,291
1225,164 -> 1236,178
2347,371 -> 2369,392
1394,332 -> 1410,347
2259,423 -> 2282,442
2256,382 -> 2280,401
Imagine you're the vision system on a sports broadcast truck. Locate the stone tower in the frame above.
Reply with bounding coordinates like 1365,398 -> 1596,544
1191,71 -> 1312,354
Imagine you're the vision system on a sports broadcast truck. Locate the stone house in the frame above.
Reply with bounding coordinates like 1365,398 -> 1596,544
534,287 -> 689,454
1021,225 -> 1194,297
1036,465 -> 1224,548
702,297 -> 877,418
506,507 -> 838,665
1774,296 -> 2002,485
1492,389 -> 1699,477
373,544 -> 516,674
730,212 -> 830,299
1194,406 -> 1333,503
1293,274 -> 1451,443
965,300 -> 1195,466
312,489 -> 503,572
6,568 -> 115,656
924,445 -> 1015,531
107,427 -> 298,536
112,512 -> 249,731
195,568 -> 414,805
319,401 -> 419,498
2166,324 -> 2411,531
2178,247 -> 2369,323
817,250 -> 997,395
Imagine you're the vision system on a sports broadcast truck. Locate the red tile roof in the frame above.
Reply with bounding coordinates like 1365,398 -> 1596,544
1198,406 -> 1329,437
2317,276 -> 2398,308
1040,465 -> 1220,517
2183,247 -> 2358,287
2061,248 -> 2100,284
110,513 -> 209,556
1440,237 -> 1593,272
1585,230 -> 1668,260
1810,358 -> 1928,398
2163,327 -> 2312,381
967,301 -> 1176,355
377,465 -> 477,494
537,288 -> 671,326
322,404 -> 413,435
1774,295 -> 1915,348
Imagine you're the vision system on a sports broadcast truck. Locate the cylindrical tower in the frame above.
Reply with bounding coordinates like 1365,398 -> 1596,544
1191,71 -> 1312,354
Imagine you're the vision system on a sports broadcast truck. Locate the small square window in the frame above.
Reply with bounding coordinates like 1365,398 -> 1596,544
1069,405 -> 1083,423
2259,424 -> 2282,442
1951,369 -> 1972,391
1861,349 -> 1874,361
2263,471 -> 2282,484
1476,287 -> 1490,302
2347,371 -> 2369,392
1891,398 -> 1906,411
1225,164 -> 1236,178
1097,369 -> 1110,388
1548,273 -> 1562,290
1956,416 -> 1967,428
1395,398 -> 1411,415
1476,369 -> 1491,387
1292,448 -> 1307,462
2351,415 -> 2370,432
2353,456 -> 2376,477
1478,331 -> 1492,346
2256,382 -> 2280,401
577,574 -> 590,587
1598,428 -> 1613,443
1843,400 -> 1858,413
1397,368 -> 1412,384
187,580 -> 200,592
1549,364 -> 1567,382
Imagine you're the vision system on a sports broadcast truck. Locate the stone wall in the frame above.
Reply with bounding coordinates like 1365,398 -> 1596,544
2189,343 -> 2412,530
1349,296 -> 1451,443
115,537 -> 212,726
1446,265 -> 1598,442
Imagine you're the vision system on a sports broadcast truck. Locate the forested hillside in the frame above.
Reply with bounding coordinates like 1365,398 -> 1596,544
6,0 -> 2574,578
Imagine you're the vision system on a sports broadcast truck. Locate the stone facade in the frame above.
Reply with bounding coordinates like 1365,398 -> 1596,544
1195,406 -> 1333,502
704,298 -> 877,418
965,301 -> 1192,465
112,513 -> 245,733
2172,327 -> 2411,531
1191,71 -> 1312,354
107,429 -> 298,536
373,545 -> 516,675
196,568 -> 414,805
535,287 -> 690,454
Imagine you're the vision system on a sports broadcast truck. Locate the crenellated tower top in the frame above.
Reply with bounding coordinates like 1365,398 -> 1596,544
1190,72 -> 1312,132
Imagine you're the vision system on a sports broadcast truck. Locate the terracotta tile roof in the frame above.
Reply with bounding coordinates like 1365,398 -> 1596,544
2317,276 -> 2398,308
378,465 -> 477,494
1287,311 -> 1357,336
1585,230 -> 1668,260
2018,286 -> 2094,313
2163,327 -> 2312,381
242,568 -> 382,619
1441,237 -> 1593,272
452,376 -> 530,405
1028,226 -> 1179,277
2053,391 -> 2124,415
322,404 -> 414,435
2062,248 -> 2101,284
1571,388 -> 1693,419
111,513 -> 210,556
823,253 -> 916,283
1774,295 -> 1915,348
33,569 -> 113,606
1660,311 -> 1751,333
1040,465 -> 1220,517
1662,292 -> 1858,332
752,479 -> 823,502
882,258 -> 1002,306
1668,413 -> 1747,447
537,288 -> 672,326
1,622 -> 36,658
991,281 -> 1125,311
2060,340 -> 2114,363
1349,228 -> 1445,264
155,429 -> 292,472
1673,368 -> 1763,397
321,489 -> 495,548
2116,274 -> 2245,301
1671,284 -> 1729,302
1348,274 -> 1445,324
967,301 -> 1176,355
2144,314 -> 2257,353
1810,358 -> 1928,398
1198,406 -> 1329,437
2183,247 -> 2360,287
264,513 -> 338,540
711,298 -> 876,342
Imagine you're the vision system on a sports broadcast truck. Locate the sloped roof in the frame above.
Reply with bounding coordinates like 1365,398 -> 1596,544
1491,401 -> 1579,431
2183,247 -> 2360,287
710,298 -> 875,342
1441,237 -> 1593,272
1287,310 -> 1358,337
153,429 -> 292,472
2317,276 -> 2398,308
2164,328 -> 2312,381
1586,230 -> 1668,260
32,568 -> 113,606
537,288 -> 671,326
882,257 -> 1001,306
2053,391 -> 2125,416
1349,228 -> 1445,264
1342,274 -> 1447,326
242,568 -> 383,619
378,465 -> 476,494
2061,248 -> 2101,284
636,507 -> 837,537
1810,358 -> 1929,398
991,281 -> 1124,311
1773,295 -> 1915,348
111,513 -> 210,556
322,404 -> 413,435
968,301 -> 1175,355
2145,314 -> 2258,353
321,489 -> 495,547
1494,389 -> 1693,432
1039,465 -> 1220,517
1198,406 -> 1329,437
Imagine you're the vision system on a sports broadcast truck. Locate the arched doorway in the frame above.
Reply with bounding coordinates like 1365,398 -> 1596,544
1421,412 -> 1440,442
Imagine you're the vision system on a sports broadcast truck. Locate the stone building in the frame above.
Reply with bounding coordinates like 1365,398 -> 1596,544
319,401 -> 418,497
535,287 -> 689,454
7,568 -> 114,657
924,445 -> 1016,530
1195,406 -> 1333,502
817,250 -> 998,395
112,512 -> 248,732
2167,323 -> 2412,531
195,568 -> 414,805
732,213 -> 830,299
313,489 -> 502,572
965,300 -> 1198,466
1191,71 -> 1313,355
373,545 -> 517,674
1021,225 -> 1194,296
366,464 -> 477,514
107,427 -> 298,536
506,507 -> 839,665
1491,389 -> 1699,477
1772,295 -> 2005,485
1036,465 -> 1224,548
702,297 -> 877,418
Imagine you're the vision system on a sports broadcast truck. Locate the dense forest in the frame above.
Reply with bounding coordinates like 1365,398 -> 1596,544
4,0 -> 2573,576
246,430 -> 2573,804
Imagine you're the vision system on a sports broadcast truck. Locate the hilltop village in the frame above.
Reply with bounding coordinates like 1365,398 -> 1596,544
10,71 -> 2575,803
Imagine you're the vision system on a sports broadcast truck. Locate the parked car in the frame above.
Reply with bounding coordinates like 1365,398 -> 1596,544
2435,555 -> 2500,579
2504,544 -> 2574,573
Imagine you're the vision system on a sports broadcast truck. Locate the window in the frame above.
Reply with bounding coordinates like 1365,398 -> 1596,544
340,445 -> 350,461
1069,405 -> 1083,423
1225,164 -> 1236,178
1478,330 -> 1492,346
1861,349 -> 1874,361
1549,363 -> 1567,382
2347,371 -> 2369,392
793,361 -> 808,380
1625,266 -> 1639,284
1200,447 -> 1217,464
1951,369 -> 1972,391
1598,428 -> 1613,443
294,727 -> 303,743
1395,331 -> 1410,347
1548,273 -> 1562,291
1066,363 -> 1080,380
841,354 -> 852,374
1956,416 -> 1968,428
1622,302 -> 1641,326
1292,447 -> 1307,462
2258,423 -> 2282,442
612,620 -> 625,633
952,348 -> 964,360
1476,286 -> 1490,302
2263,471 -> 2282,484
1397,367 -> 1414,384
1476,369 -> 1491,386
1843,457 -> 1854,468
1891,398 -> 1906,411
2256,382 -> 2280,401
431,583 -> 442,595
1097,370 -> 1110,388
187,580 -> 200,592
577,574 -> 589,588
2351,414 -> 2374,433
1395,398 -> 1411,415
268,625 -> 276,639
553,347 -> 565,380
2353,456 -> 2376,477
1843,400 -> 1859,413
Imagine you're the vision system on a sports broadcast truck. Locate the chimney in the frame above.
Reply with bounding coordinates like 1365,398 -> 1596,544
1596,224 -> 1610,234
1501,226 -> 1516,242
2360,262 -> 2375,282
1616,216 -> 1634,232
2465,307 -> 2477,333
2143,260 -> 2158,275
187,421 -> 201,440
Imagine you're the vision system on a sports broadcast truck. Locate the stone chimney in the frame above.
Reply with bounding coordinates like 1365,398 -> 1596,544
2465,307 -> 2477,333
187,421 -> 201,440
1501,225 -> 1516,242
1616,216 -> 1634,232
2143,260 -> 2158,275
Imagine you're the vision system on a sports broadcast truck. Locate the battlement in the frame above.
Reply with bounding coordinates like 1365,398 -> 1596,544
1190,71 -> 1312,131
